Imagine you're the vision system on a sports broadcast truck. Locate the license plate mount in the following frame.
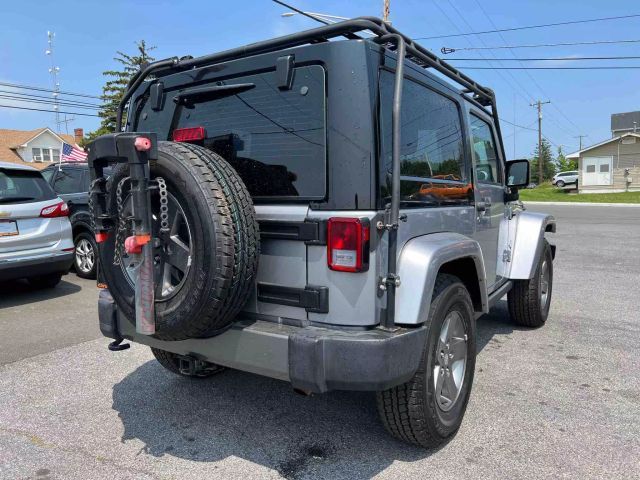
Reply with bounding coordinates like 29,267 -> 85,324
0,220 -> 18,237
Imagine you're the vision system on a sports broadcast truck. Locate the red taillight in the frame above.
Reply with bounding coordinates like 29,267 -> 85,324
172,126 -> 205,143
327,218 -> 370,272
40,202 -> 69,218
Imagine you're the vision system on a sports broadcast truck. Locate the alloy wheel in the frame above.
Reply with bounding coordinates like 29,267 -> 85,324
434,311 -> 468,412
75,238 -> 95,274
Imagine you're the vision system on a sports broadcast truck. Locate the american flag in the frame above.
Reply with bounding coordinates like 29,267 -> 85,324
61,142 -> 87,162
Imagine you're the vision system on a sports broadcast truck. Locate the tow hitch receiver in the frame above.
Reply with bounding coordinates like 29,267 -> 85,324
87,133 -> 158,336
178,355 -> 219,376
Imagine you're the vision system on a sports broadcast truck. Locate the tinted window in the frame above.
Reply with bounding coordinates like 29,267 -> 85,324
52,168 -> 84,194
470,115 -> 501,184
380,70 -> 470,207
41,168 -> 55,184
138,66 -> 326,199
0,168 -> 56,204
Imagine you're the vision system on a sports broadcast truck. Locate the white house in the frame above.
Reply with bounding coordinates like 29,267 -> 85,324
0,127 -> 81,170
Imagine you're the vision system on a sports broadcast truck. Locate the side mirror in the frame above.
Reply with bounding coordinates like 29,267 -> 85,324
506,159 -> 530,188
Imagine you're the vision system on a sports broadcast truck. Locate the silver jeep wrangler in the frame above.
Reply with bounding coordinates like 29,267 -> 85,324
89,17 -> 555,448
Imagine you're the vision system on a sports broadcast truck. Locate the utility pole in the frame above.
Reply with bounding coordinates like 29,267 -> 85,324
574,135 -> 586,151
531,100 -> 550,183
383,0 -> 390,22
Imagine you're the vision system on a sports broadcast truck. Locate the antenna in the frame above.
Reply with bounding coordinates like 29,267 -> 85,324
46,31 -> 62,133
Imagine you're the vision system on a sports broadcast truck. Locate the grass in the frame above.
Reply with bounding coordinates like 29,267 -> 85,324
518,182 -> 640,203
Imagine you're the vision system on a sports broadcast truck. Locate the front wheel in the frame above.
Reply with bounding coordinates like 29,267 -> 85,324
556,180 -> 565,187
508,240 -> 553,328
376,274 -> 476,448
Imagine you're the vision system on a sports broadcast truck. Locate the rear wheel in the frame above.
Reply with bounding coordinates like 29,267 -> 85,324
27,273 -> 62,289
376,274 -> 476,448
74,231 -> 97,279
151,348 -> 225,378
508,240 -> 553,328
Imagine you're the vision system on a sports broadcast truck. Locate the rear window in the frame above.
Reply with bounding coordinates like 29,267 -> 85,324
0,168 -> 57,204
137,65 -> 327,200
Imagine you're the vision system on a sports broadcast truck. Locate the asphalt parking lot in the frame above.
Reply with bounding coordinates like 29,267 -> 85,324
1,204 -> 639,480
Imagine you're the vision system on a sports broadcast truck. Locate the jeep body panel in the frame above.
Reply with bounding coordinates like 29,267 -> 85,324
507,211 -> 556,279
395,232 -> 488,325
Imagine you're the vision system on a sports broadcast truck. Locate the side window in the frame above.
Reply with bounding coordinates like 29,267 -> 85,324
470,115 -> 501,184
52,168 -> 84,194
41,168 -> 55,184
380,71 -> 470,207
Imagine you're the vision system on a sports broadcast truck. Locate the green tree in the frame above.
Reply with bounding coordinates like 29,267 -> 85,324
87,40 -> 156,142
530,138 -> 556,183
556,146 -> 578,172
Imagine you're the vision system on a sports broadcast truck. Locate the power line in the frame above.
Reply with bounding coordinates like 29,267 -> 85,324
0,104 -> 100,117
447,55 -> 640,61
0,81 -> 101,99
442,38 -> 640,54
0,89 -> 101,107
498,117 -> 538,132
415,13 -> 640,40
0,94 -> 100,110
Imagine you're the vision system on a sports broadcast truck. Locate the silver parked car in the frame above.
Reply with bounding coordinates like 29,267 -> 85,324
552,170 -> 578,187
0,162 -> 74,288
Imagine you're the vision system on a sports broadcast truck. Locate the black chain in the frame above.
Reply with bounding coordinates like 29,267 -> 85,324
113,177 -> 130,266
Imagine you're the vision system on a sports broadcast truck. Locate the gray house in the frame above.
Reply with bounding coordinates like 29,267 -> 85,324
567,132 -> 640,193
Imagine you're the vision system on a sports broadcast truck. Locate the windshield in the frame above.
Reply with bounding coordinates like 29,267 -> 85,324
135,65 -> 327,200
0,168 -> 57,204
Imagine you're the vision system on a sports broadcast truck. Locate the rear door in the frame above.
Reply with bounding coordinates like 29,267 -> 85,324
0,167 -> 61,255
51,166 -> 88,212
468,112 -> 505,290
137,65 -> 328,321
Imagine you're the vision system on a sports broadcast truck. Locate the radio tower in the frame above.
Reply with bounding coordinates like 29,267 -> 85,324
45,31 -> 61,132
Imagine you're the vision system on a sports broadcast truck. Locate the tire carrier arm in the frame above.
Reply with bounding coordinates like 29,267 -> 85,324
87,133 -> 158,335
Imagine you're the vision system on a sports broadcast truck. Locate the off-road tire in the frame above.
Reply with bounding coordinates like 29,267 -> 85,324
74,230 -> 98,279
376,274 -> 476,449
27,273 -> 62,289
151,347 -> 225,378
508,240 -> 553,328
99,141 -> 259,340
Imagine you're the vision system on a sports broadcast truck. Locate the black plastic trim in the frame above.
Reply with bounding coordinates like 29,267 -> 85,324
257,282 -> 329,313
258,219 -> 326,245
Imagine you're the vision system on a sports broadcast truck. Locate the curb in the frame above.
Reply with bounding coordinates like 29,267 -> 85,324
524,201 -> 640,207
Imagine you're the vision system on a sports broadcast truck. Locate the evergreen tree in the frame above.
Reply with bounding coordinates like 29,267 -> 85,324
87,40 -> 156,142
530,138 -> 556,183
556,146 -> 578,172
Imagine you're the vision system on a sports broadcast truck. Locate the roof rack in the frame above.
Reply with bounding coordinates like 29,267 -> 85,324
115,16 -> 507,330
116,16 -> 499,130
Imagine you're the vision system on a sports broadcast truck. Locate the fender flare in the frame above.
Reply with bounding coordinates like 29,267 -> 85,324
395,232 -> 488,326
508,211 -> 555,280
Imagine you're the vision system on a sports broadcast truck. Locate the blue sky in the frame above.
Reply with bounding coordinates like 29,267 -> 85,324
1,0 -> 639,158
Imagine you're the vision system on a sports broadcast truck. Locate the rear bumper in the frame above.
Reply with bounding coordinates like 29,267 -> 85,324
0,251 -> 74,281
99,289 -> 427,393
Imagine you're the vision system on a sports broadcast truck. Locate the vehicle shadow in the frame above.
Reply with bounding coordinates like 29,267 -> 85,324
112,361 -> 435,479
0,277 -> 81,308
476,299 -> 528,352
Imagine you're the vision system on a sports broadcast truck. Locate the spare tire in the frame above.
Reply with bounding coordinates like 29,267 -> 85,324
98,141 -> 259,340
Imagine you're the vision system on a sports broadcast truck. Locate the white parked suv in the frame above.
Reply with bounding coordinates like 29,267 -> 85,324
0,162 -> 74,287
552,170 -> 578,187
